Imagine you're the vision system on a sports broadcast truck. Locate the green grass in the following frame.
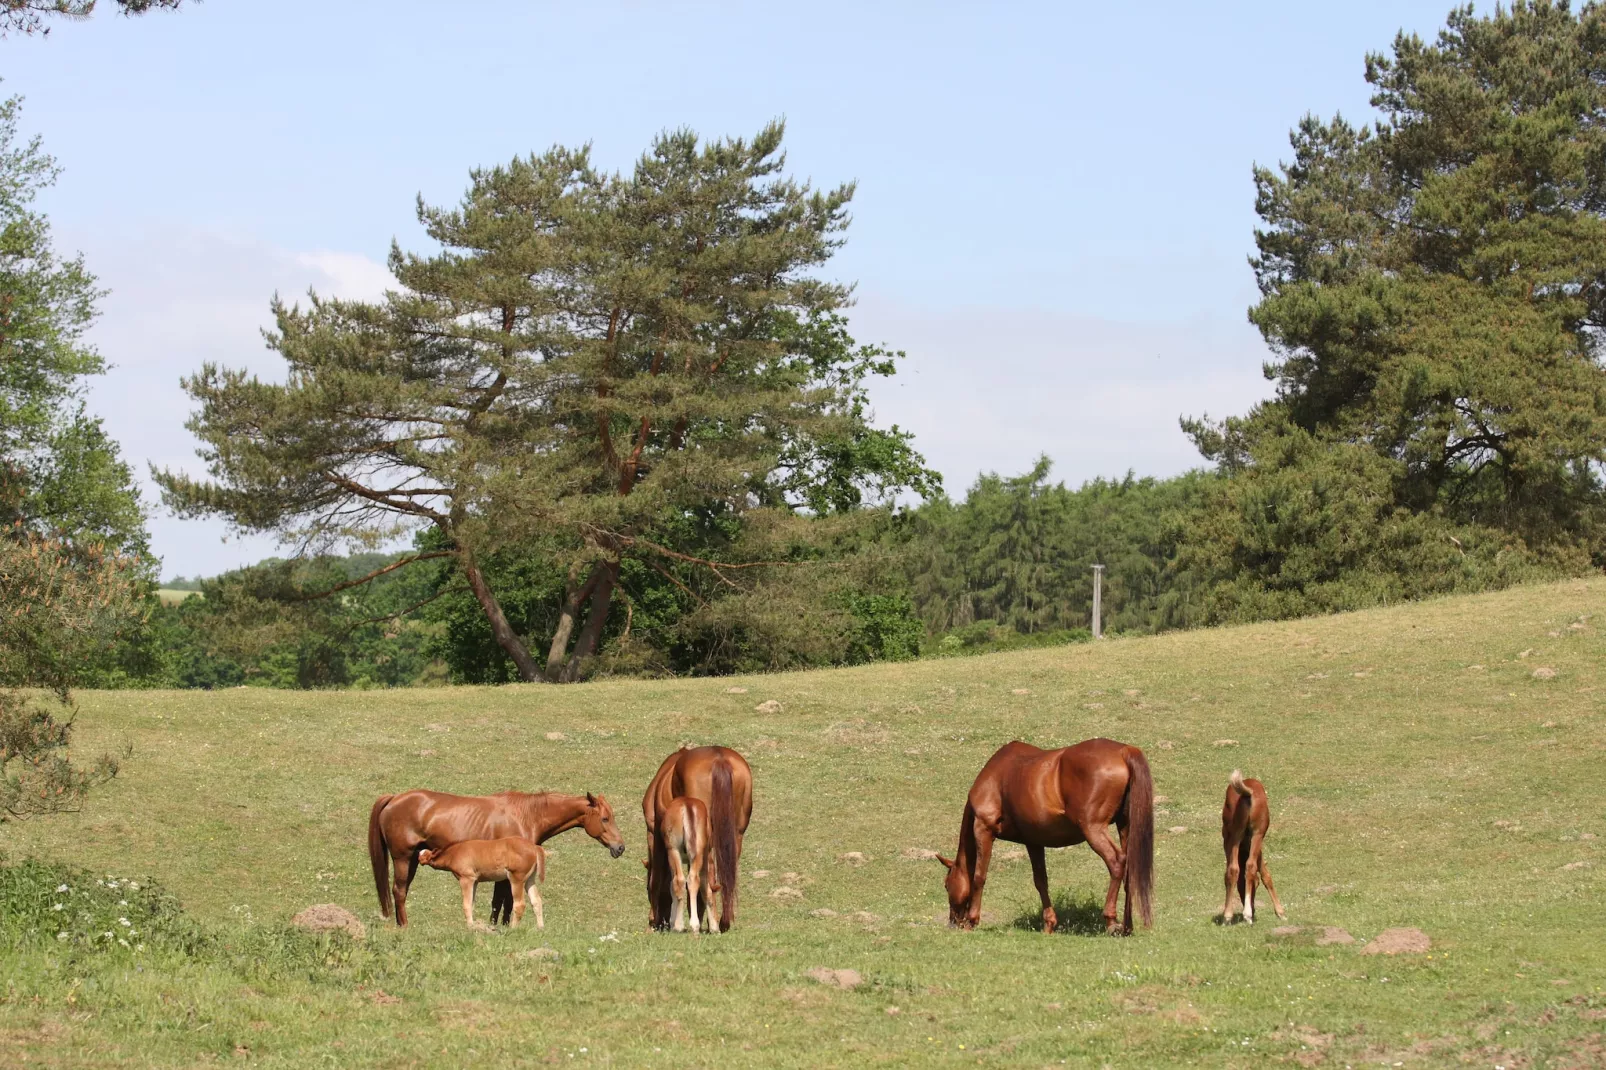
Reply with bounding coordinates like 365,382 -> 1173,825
154,588 -> 201,606
3,578 -> 1604,1067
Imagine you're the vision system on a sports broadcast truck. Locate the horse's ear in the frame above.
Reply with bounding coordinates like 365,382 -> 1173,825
642,859 -> 650,870
586,791 -> 598,807
936,854 -> 955,871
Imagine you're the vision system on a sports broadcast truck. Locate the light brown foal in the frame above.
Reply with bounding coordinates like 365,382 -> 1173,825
1221,770 -> 1285,924
657,796 -> 717,933
418,838 -> 547,929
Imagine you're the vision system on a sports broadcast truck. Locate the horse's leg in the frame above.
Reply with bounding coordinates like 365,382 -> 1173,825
459,876 -> 477,928
490,880 -> 513,926
533,867 -> 552,925
1222,836 -> 1240,922
1027,845 -> 1056,934
668,848 -> 688,933
391,849 -> 418,928
1083,826 -> 1127,935
965,818 -> 996,929
686,852 -> 701,935
1244,830 -> 1269,924
1257,850 -> 1286,919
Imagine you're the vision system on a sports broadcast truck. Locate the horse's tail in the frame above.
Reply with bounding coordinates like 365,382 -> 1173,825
1123,748 -> 1155,928
1229,769 -> 1250,797
369,794 -> 394,918
711,753 -> 738,932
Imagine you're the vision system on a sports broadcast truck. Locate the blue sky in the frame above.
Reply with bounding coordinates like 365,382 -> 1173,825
5,0 -> 1458,578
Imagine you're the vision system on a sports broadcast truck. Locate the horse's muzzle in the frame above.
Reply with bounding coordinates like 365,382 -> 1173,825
609,843 -> 626,858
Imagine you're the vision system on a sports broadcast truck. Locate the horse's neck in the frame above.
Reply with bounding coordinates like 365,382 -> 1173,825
522,793 -> 586,840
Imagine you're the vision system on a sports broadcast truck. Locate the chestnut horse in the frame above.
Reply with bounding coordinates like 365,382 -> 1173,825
642,746 -> 752,932
938,738 -> 1154,934
1220,769 -> 1285,924
368,789 -> 625,927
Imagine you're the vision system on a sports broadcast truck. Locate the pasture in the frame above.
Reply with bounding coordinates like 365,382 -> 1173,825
3,577 -> 1604,1068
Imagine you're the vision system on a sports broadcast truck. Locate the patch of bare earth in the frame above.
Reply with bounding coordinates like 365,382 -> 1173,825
804,967 -> 863,990
1316,927 -> 1354,946
1115,987 -> 1203,1026
1272,1024 -> 1333,1067
1360,927 -> 1430,955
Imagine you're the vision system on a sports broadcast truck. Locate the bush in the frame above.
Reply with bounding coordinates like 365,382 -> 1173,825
0,857 -> 201,955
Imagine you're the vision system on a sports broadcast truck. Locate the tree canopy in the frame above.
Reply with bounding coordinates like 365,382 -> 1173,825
158,122 -> 936,682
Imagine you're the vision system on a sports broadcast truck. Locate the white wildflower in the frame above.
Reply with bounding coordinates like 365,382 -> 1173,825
118,938 -> 129,948
55,884 -> 69,893
56,932 -> 68,941
118,917 -> 131,927
129,883 -> 140,890
52,903 -> 64,911
118,900 -> 128,907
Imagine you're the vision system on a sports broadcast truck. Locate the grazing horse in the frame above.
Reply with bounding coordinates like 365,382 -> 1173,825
418,838 -> 547,929
938,738 -> 1154,935
1220,769 -> 1284,924
369,789 -> 625,927
656,796 -> 716,933
642,746 -> 752,932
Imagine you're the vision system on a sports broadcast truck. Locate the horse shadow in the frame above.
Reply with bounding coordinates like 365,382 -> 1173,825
1009,890 -> 1110,936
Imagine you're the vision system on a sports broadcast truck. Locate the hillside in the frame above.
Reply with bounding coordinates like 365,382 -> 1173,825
3,577 -> 1604,1067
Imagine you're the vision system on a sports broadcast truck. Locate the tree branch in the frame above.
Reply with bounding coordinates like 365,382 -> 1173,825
294,550 -> 455,601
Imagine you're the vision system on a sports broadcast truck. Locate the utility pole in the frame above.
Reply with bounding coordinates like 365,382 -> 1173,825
1091,564 -> 1104,639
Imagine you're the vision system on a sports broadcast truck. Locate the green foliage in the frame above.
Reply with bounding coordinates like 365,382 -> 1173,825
1188,0 -> 1606,565
844,592 -> 924,664
0,858 -> 196,955
156,122 -> 936,683
906,458 -> 1214,638
0,0 -> 185,37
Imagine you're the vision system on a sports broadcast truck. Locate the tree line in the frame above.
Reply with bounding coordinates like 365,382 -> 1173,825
5,3 -> 1606,711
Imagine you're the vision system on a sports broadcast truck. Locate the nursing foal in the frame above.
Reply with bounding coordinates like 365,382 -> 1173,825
418,837 -> 547,929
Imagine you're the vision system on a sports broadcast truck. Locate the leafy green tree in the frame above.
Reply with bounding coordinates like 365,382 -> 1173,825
1187,1 -> 1606,561
158,123 -> 936,683
0,93 -> 147,558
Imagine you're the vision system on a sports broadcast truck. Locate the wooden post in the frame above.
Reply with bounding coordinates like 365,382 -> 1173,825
1091,564 -> 1104,640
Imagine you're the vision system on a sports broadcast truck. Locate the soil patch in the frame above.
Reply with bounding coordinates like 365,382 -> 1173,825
291,904 -> 365,939
1360,927 -> 1430,955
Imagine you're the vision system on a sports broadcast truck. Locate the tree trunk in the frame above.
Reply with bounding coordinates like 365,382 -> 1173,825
562,558 -> 619,682
544,562 -> 601,682
458,551 -> 543,683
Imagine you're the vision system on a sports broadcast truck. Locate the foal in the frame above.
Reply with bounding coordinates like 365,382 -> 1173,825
1220,770 -> 1284,924
656,796 -> 716,933
417,838 -> 546,929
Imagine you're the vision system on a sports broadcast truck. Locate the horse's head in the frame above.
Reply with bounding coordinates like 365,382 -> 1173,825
936,854 -> 971,927
417,848 -> 438,867
582,792 -> 627,858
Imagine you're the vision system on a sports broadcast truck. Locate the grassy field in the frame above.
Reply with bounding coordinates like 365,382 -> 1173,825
3,578 -> 1604,1068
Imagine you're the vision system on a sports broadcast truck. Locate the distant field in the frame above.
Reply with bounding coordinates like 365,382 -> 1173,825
3,578 -> 1603,1067
154,588 -> 201,606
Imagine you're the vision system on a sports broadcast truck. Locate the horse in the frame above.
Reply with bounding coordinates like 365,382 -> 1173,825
656,796 -> 716,933
1220,769 -> 1285,924
642,746 -> 752,932
417,838 -> 547,929
937,738 -> 1154,935
368,789 -> 625,927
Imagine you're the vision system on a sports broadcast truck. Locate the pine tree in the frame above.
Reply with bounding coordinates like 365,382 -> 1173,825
158,123 -> 935,682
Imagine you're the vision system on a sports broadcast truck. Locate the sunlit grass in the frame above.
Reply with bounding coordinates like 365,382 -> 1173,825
2,577 -> 1603,1067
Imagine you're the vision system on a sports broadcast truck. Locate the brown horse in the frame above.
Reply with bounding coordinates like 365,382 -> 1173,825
418,838 -> 547,929
369,789 -> 625,927
1220,769 -> 1285,924
656,796 -> 716,933
642,746 -> 752,932
938,738 -> 1154,935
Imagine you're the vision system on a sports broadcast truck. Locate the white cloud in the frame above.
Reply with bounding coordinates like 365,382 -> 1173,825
70,227 -> 397,580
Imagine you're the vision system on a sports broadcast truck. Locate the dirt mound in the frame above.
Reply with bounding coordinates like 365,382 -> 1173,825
1361,927 -> 1430,955
839,852 -> 868,866
1316,927 -> 1354,946
754,700 -> 783,714
902,847 -> 939,861
291,904 -> 365,939
805,967 -> 862,990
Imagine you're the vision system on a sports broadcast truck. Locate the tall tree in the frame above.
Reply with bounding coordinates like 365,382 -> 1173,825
0,93 -> 147,557
158,123 -> 935,682
1187,0 -> 1606,559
